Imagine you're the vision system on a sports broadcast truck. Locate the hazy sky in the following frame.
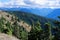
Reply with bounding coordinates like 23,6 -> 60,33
0,0 -> 60,9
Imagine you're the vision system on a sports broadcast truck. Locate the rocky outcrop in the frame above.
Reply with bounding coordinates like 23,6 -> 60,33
0,33 -> 19,40
0,11 -> 31,32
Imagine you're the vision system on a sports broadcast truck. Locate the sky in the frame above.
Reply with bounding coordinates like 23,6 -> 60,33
0,0 -> 60,9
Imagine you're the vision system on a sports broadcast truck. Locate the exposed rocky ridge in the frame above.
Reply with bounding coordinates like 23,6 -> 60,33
0,11 -> 32,40
0,11 -> 31,32
0,33 -> 19,40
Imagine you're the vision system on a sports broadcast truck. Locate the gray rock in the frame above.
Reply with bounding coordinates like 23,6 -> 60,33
0,33 -> 19,40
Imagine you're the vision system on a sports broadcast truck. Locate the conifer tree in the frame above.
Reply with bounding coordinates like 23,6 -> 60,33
44,22 -> 52,40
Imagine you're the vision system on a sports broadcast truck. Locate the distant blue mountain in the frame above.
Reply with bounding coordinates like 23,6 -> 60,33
0,8 -> 53,16
47,9 -> 60,20
20,8 -> 53,17
0,8 -> 20,11
19,8 -> 53,16
0,8 -> 60,20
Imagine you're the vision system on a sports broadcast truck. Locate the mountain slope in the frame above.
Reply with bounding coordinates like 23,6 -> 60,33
0,11 -> 60,40
6,11 -> 56,25
7,11 -> 60,40
0,11 -> 31,40
47,9 -> 60,20
0,11 -> 31,32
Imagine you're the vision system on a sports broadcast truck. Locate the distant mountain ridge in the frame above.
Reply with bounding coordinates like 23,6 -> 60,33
0,8 -> 53,16
47,9 -> 60,20
0,8 -> 60,20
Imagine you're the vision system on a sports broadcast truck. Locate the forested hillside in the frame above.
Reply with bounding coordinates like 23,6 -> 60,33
0,11 -> 60,40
